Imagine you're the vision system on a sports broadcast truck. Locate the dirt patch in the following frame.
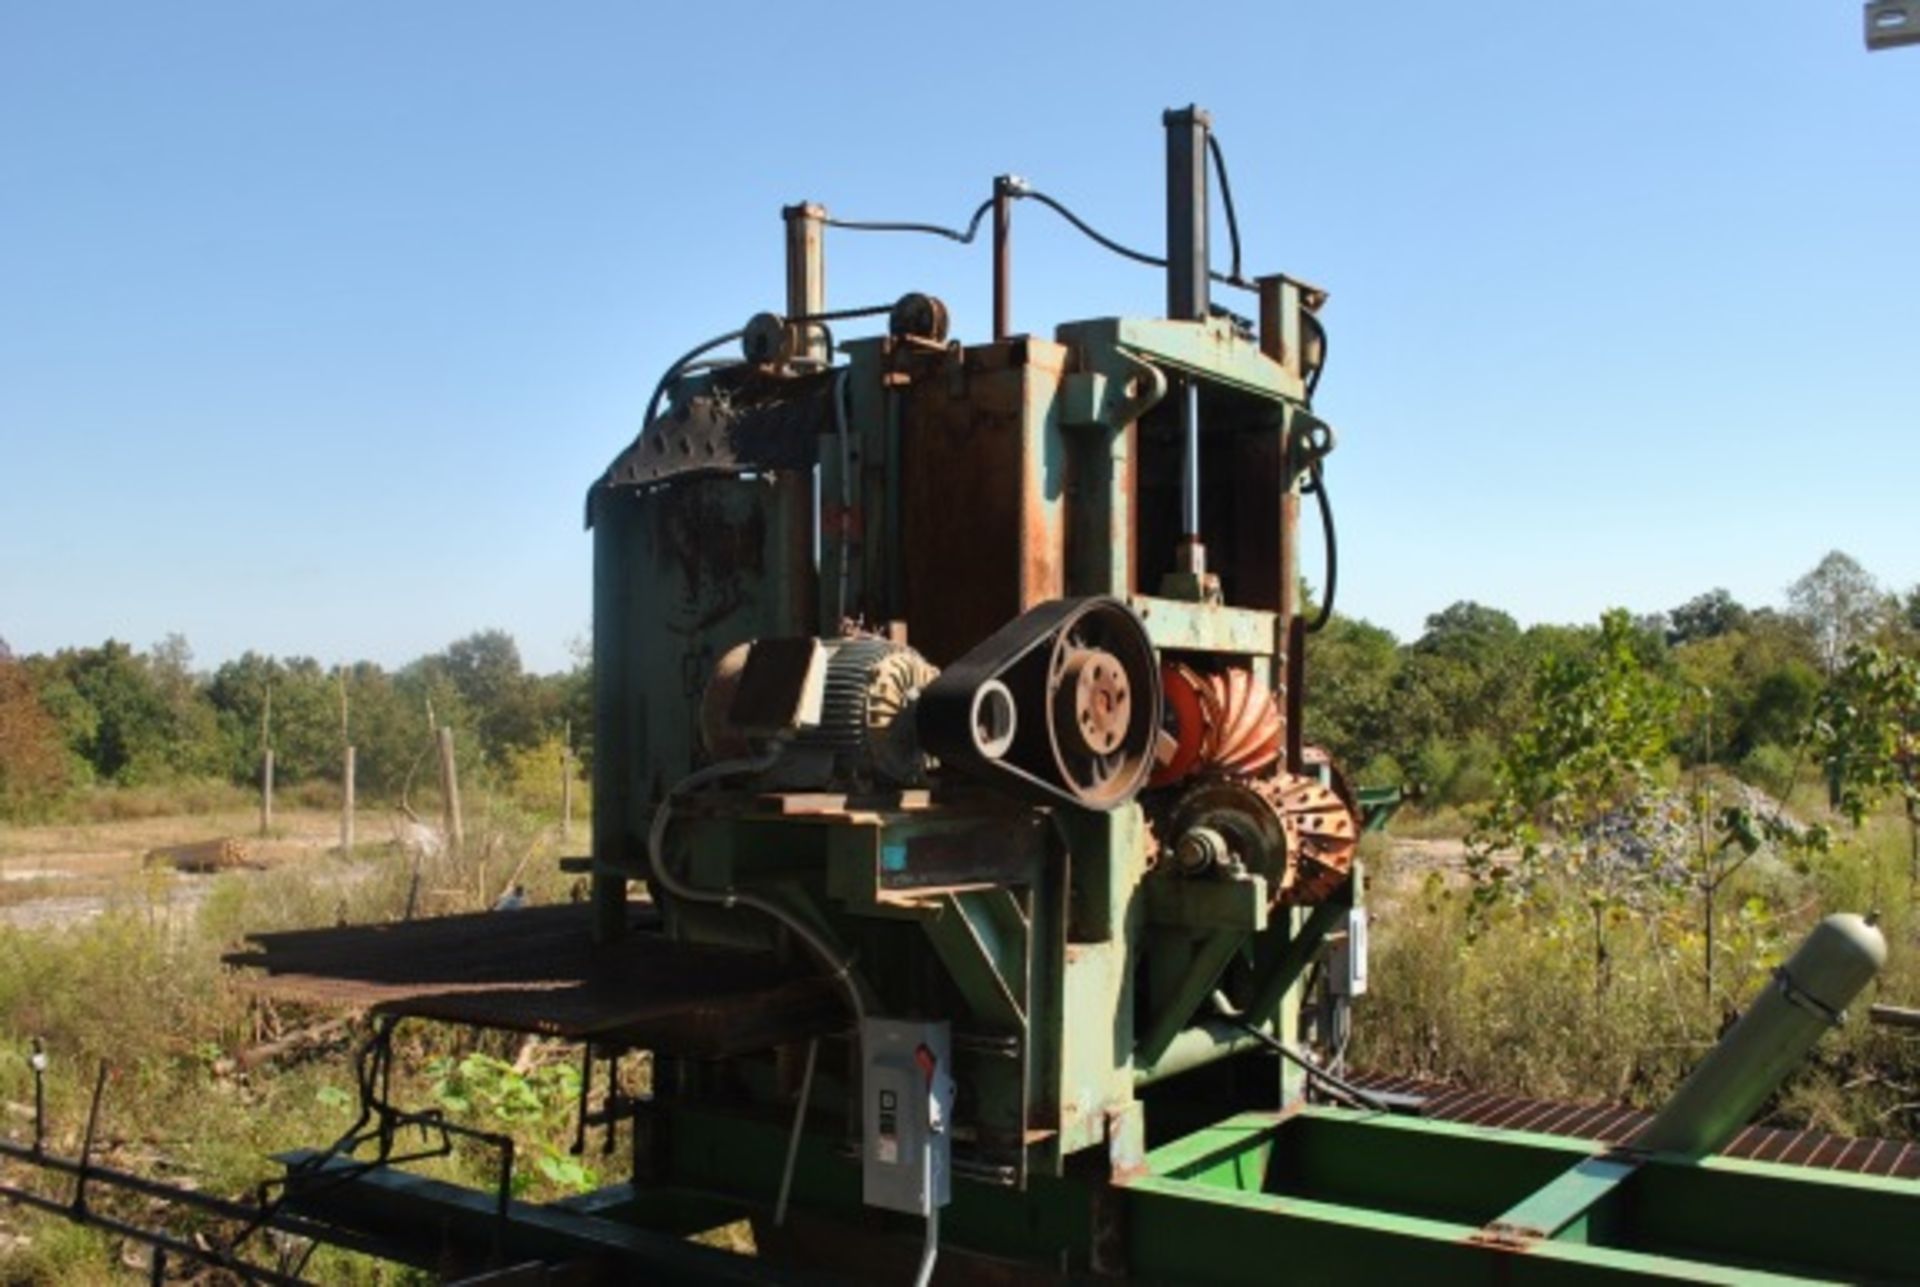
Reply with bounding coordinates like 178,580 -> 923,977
0,809 -> 369,931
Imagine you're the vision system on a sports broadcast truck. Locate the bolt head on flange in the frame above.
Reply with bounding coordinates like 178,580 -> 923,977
1057,649 -> 1131,757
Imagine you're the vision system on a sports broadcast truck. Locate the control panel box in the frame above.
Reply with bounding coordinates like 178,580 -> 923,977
861,1018 -> 954,1215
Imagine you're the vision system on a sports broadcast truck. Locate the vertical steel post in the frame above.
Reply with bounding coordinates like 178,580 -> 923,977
992,176 -> 1015,342
1165,106 -> 1211,570
1259,276 -> 1300,772
1163,105 -> 1211,324
781,201 -> 829,634
783,202 -> 827,363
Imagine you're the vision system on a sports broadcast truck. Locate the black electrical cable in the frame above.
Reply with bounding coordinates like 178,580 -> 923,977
1022,189 -> 1258,295
1018,189 -> 1167,270
641,305 -> 893,428
1303,460 -> 1337,632
1206,133 -> 1244,286
825,188 -> 1257,293
1303,310 -> 1328,399
824,198 -> 995,245
643,329 -> 745,426
1231,1019 -> 1388,1111
791,303 -> 894,323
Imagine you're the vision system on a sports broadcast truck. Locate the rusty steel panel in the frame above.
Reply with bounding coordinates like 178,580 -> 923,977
227,904 -> 844,1058
1347,1071 -> 1920,1181
591,471 -> 815,908
896,338 -> 1067,666
598,370 -> 830,490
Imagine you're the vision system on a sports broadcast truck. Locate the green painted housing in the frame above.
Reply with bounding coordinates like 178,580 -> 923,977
583,308 -> 1337,1189
486,304 -> 1920,1282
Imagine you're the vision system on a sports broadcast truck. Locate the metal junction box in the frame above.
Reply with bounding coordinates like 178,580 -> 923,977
861,1018 -> 954,1215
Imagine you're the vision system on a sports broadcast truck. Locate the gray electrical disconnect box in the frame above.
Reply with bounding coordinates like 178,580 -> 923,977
861,1018 -> 954,1215
1328,907 -> 1369,998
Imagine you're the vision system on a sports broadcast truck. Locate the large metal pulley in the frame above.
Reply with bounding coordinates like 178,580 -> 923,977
919,597 -> 1160,810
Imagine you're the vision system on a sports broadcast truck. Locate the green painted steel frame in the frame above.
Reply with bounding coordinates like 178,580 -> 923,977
283,1100 -> 1919,1283
1128,1108 -> 1920,1284
600,310 -> 1358,1220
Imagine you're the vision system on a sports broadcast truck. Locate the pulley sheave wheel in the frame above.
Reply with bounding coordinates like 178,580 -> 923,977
919,597 -> 1161,810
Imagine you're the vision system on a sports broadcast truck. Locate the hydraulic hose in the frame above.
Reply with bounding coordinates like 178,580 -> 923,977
825,199 -> 995,244
1303,460 -> 1337,633
824,189 -> 1256,293
643,329 -> 746,427
651,753 -> 936,1284
1206,132 -> 1244,286
1228,1017 -> 1387,1112
646,750 -> 870,1032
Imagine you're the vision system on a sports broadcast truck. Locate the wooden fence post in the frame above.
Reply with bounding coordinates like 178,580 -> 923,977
341,745 -> 356,856
561,719 -> 574,843
437,726 -> 464,856
260,749 -> 274,838
258,684 -> 274,838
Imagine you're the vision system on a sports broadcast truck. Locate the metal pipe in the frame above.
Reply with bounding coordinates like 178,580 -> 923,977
1227,1019 -> 1390,1111
832,368 -> 854,624
992,175 -> 1015,341
1180,380 -> 1201,540
782,203 -> 827,364
1870,1002 -> 1920,1029
1165,106 -> 1211,565
773,1038 -> 819,1227
911,1154 -> 940,1287
647,752 -> 872,1033
1163,105 -> 1210,323
1634,913 -> 1886,1158
1258,275 -> 1301,769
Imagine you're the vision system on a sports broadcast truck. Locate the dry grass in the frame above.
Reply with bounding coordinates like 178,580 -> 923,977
1358,806 -> 1920,1139
0,793 -> 591,1282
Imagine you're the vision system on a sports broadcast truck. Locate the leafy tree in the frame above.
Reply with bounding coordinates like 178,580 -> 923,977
147,635 -> 225,779
340,661 -> 436,800
1741,664 -> 1820,754
206,654 -> 342,785
1788,551 -> 1887,674
28,640 -> 220,785
1479,610 -> 1677,862
1303,615 -> 1401,767
1667,589 -> 1749,646
1669,621 -> 1820,764
420,630 -> 549,763
1809,645 -> 1919,830
0,654 -> 67,812
1394,602 -> 1529,750
1470,610 -> 1678,989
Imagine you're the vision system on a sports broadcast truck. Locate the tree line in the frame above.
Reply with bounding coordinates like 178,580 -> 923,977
0,628 -> 590,818
2,550 -> 1914,821
1306,550 -> 1918,803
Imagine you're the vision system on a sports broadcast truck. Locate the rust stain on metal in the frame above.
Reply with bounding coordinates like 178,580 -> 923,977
1348,1070 -> 1920,1180
226,904 -> 844,1058
897,341 -> 1063,665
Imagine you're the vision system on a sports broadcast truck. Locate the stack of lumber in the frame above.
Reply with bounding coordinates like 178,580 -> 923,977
144,837 -> 260,873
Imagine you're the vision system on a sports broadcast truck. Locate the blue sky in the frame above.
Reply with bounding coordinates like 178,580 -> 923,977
2,4 -> 1914,673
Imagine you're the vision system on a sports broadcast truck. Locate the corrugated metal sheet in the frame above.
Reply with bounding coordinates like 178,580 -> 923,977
1350,1070 -> 1920,1180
